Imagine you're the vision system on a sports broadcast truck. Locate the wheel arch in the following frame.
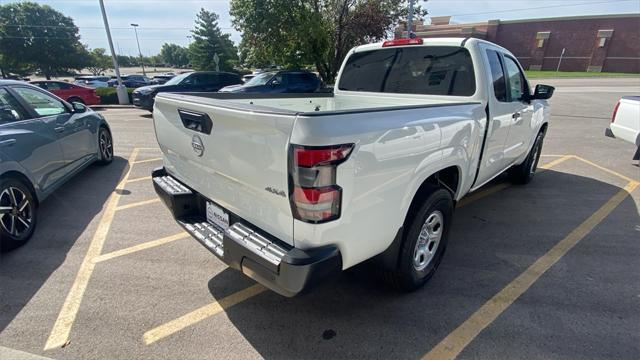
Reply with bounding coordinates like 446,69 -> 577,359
0,170 -> 39,205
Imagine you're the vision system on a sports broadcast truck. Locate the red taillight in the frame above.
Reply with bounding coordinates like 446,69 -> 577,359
289,144 -> 354,223
611,101 -> 621,123
382,38 -> 423,47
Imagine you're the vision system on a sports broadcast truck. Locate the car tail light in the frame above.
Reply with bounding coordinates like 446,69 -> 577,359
289,144 -> 354,223
611,101 -> 620,123
382,38 -> 423,47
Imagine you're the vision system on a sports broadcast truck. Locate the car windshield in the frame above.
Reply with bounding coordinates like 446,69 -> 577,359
244,72 -> 274,86
164,72 -> 191,85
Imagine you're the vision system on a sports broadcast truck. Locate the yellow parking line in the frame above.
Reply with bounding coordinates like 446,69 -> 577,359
132,157 -> 162,165
44,148 -> 140,350
136,147 -> 161,151
127,176 -> 152,184
457,155 -> 572,208
143,284 -> 267,345
540,154 -> 568,157
92,232 -> 189,263
572,155 -> 638,184
423,180 -> 638,360
115,198 -> 161,211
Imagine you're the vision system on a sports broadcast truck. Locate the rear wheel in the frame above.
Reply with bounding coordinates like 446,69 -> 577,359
509,130 -> 544,184
0,178 -> 37,251
97,126 -> 113,165
385,186 -> 453,291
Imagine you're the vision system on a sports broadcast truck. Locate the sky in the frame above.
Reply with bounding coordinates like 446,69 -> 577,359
1,0 -> 639,56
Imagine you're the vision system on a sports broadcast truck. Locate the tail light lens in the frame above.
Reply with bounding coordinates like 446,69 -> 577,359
611,101 -> 620,123
289,144 -> 354,223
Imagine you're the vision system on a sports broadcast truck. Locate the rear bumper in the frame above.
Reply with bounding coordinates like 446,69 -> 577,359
151,167 -> 342,297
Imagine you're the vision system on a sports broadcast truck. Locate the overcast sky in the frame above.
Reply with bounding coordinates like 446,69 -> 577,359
2,0 -> 639,56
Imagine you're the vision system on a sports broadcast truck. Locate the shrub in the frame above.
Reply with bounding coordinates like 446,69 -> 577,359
96,87 -> 135,104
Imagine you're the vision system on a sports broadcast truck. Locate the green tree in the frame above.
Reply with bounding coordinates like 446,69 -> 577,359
87,48 -> 112,75
0,2 -> 91,79
160,43 -> 190,67
188,8 -> 238,71
230,0 -> 427,82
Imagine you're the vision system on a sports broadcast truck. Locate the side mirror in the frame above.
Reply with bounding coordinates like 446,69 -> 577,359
72,102 -> 87,113
0,107 -> 17,122
532,84 -> 555,100
270,79 -> 280,86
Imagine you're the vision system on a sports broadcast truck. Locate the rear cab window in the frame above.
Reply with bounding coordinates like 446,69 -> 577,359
338,45 -> 476,96
486,50 -> 507,102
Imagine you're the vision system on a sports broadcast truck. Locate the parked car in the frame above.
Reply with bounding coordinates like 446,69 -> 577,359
606,96 -> 640,162
151,37 -> 554,296
107,74 -> 151,88
150,74 -> 175,85
132,71 -> 242,111
73,76 -> 110,89
0,80 -> 113,250
219,70 -> 321,93
31,81 -> 101,106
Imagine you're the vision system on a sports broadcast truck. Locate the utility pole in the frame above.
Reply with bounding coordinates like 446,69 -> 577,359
131,23 -> 146,76
556,48 -> 566,72
99,0 -> 128,105
407,0 -> 415,39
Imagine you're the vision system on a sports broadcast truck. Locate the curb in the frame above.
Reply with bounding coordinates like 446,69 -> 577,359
90,105 -> 135,109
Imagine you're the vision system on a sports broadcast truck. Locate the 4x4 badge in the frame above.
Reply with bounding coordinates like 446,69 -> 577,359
191,135 -> 204,156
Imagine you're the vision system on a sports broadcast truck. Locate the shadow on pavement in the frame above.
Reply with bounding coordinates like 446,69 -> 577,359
208,169 -> 639,359
0,157 -> 128,332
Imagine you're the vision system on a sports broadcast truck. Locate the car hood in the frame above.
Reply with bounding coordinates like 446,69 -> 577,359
134,84 -> 164,93
219,84 -> 248,93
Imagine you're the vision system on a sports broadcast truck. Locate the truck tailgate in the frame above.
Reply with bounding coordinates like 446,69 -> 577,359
153,94 -> 295,245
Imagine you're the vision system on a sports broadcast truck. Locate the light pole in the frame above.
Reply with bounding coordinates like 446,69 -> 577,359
407,0 -> 415,38
99,0 -> 128,104
131,23 -> 146,76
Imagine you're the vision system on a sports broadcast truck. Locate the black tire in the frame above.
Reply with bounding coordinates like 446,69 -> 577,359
67,96 -> 85,105
385,186 -> 453,292
96,126 -> 113,165
509,130 -> 545,185
0,177 -> 37,252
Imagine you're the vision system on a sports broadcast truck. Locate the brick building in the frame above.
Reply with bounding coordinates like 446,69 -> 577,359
397,14 -> 640,73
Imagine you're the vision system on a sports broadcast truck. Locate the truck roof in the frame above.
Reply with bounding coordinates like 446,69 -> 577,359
353,37 -> 512,55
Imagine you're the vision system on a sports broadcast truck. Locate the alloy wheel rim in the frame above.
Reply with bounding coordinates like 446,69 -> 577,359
0,187 -> 33,237
413,210 -> 443,271
100,131 -> 113,160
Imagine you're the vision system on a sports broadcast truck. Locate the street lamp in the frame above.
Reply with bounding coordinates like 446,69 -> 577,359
130,23 -> 146,76
99,0 -> 128,104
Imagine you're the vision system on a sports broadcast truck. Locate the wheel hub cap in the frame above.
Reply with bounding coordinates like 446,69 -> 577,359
413,210 -> 444,271
0,187 -> 33,237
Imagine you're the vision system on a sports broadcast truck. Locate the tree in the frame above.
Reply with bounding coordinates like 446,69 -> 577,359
230,0 -> 427,82
0,2 -> 91,79
87,48 -> 111,75
160,43 -> 190,67
188,8 -> 238,71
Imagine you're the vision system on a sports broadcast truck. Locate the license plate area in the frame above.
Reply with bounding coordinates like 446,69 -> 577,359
206,201 -> 230,230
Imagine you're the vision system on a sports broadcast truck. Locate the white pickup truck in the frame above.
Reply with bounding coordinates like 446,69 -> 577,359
152,37 -> 554,296
606,96 -> 640,162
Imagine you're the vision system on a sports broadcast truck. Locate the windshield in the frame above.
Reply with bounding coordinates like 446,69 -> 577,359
338,46 -> 476,96
164,72 -> 191,85
244,72 -> 275,86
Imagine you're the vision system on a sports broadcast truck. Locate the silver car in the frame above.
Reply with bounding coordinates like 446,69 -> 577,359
0,80 -> 113,250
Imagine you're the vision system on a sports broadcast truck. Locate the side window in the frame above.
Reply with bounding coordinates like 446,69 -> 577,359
0,88 -> 29,124
12,87 -> 67,117
486,50 -> 507,102
46,82 -> 61,91
503,56 -> 527,102
57,82 -> 72,90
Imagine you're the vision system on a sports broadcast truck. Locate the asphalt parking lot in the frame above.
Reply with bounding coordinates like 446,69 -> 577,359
1,77 -> 639,360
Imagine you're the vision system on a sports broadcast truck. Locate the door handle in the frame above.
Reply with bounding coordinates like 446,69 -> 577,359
54,126 -> 65,133
512,112 -> 521,119
0,139 -> 16,147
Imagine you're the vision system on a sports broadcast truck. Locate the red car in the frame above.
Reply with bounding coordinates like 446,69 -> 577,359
30,80 -> 101,106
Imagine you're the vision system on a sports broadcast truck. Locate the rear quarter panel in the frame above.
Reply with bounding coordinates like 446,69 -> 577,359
291,103 -> 485,268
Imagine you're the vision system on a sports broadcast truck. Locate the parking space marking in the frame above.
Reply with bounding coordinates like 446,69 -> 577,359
423,180 -> 639,360
457,155 -> 572,208
114,198 -> 161,211
127,176 -> 152,184
132,157 -> 162,165
143,284 -> 267,345
572,155 -> 638,184
44,148 -> 140,351
92,232 -> 189,263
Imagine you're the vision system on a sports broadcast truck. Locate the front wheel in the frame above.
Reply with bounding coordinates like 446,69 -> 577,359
509,130 -> 544,184
97,126 -> 113,165
0,178 -> 37,251
386,186 -> 453,291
